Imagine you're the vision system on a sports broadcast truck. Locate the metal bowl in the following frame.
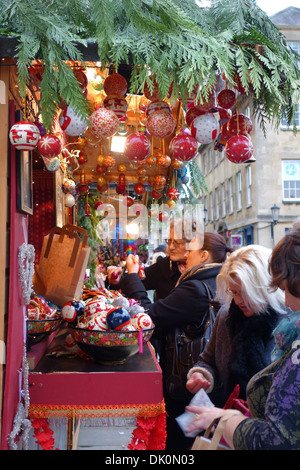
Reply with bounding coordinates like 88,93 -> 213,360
68,325 -> 155,364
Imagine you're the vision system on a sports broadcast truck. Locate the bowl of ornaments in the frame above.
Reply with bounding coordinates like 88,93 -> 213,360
27,295 -> 63,346
64,291 -> 154,364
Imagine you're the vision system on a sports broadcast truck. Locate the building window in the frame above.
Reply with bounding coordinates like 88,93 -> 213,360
203,153 -> 207,175
246,165 -> 252,205
236,172 -> 242,210
229,177 -> 233,213
214,150 -> 218,167
215,188 -> 220,219
282,159 -> 300,201
221,183 -> 226,217
209,149 -> 213,172
281,104 -> 300,129
210,192 -> 214,221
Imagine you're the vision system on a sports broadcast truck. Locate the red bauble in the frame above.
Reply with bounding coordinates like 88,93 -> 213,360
116,184 -> 126,195
103,94 -> 128,119
146,101 -> 171,117
169,131 -> 198,162
185,106 -> 205,127
9,121 -> 40,150
157,154 -> 171,168
225,135 -> 254,163
124,133 -> 151,162
134,182 -> 146,195
96,164 -> 107,174
73,69 -> 88,90
146,110 -> 175,139
216,89 -> 236,109
143,78 -> 160,102
94,201 -> 103,210
167,188 -> 180,200
90,107 -> 119,138
38,134 -> 62,158
159,211 -> 169,222
151,189 -> 162,200
103,73 -> 127,96
123,195 -> 134,207
194,91 -> 216,112
220,122 -> 232,143
227,114 -> 253,137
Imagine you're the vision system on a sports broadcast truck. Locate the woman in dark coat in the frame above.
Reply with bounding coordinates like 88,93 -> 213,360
121,232 -> 231,450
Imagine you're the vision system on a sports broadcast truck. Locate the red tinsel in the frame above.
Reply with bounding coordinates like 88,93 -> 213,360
31,418 -> 56,450
128,413 -> 167,450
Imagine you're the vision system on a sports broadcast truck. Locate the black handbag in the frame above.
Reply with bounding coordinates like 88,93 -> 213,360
165,281 -> 219,401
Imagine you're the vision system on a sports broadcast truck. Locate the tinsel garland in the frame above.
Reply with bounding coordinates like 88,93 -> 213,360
127,413 -> 167,450
7,243 -> 35,450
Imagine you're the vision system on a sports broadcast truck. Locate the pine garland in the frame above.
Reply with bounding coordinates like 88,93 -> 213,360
1,0 -> 300,131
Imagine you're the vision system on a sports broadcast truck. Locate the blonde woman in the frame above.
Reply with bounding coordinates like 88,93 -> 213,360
186,245 -> 286,406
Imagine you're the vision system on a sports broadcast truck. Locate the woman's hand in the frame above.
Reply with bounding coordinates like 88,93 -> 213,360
186,372 -> 211,394
107,266 -> 123,285
185,405 -> 223,433
126,254 -> 139,274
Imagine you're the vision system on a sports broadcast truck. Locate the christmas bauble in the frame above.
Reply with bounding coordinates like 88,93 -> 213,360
59,106 -> 88,136
190,113 -> 219,144
128,303 -> 145,318
106,307 -> 131,330
143,78 -> 160,102
157,154 -> 171,168
94,314 -> 109,331
194,91 -> 216,112
124,133 -> 151,161
172,159 -> 184,169
159,211 -> 169,222
225,135 -> 254,163
227,114 -> 253,136
73,69 -> 88,90
64,193 -> 76,207
146,110 -> 175,139
151,189 -> 162,200
103,155 -> 116,168
84,297 -> 109,316
62,300 -> 85,323
146,155 -> 156,166
94,200 -> 103,210
9,121 -> 40,150
90,107 -> 119,138
112,296 -> 130,310
167,188 -> 180,200
103,94 -> 128,119
96,164 -> 107,174
169,131 -> 198,162
38,134 -> 62,158
42,156 -> 61,172
131,312 -> 153,330
146,101 -> 171,117
216,89 -> 236,109
62,178 -> 76,193
154,175 -> 166,188
123,195 -> 134,207
220,122 -> 232,143
103,73 -> 128,96
134,182 -> 146,195
34,120 -> 46,137
185,106 -> 205,127
117,163 -> 127,172
97,176 -> 107,188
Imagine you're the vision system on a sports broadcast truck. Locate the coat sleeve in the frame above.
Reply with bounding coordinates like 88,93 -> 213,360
119,273 -> 210,330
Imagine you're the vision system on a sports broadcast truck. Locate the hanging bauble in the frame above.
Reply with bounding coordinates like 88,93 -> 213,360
216,89 -> 236,109
42,156 -> 61,172
138,124 -> 147,134
34,120 -> 46,137
73,69 -> 88,91
220,122 -> 232,143
136,159 -> 146,166
123,195 -> 134,207
151,189 -> 162,200
157,154 -> 171,168
116,173 -> 126,195
76,136 -> 87,148
172,158 -> 184,169
118,122 -> 128,135
227,114 -> 253,137
167,188 -> 180,200
103,94 -> 128,119
146,110 -> 175,139
77,182 -> 89,194
137,167 -> 146,177
166,199 -> 176,208
62,178 -> 76,194
97,183 -> 109,193
97,176 -> 107,188
134,182 -> 146,196
59,106 -> 88,136
194,91 -> 216,112
146,101 -> 171,117
65,194 -> 76,207
169,131 -> 198,162
154,175 -> 166,188
143,78 -> 160,102
78,151 -> 88,165
103,73 -> 128,96
117,163 -> 127,172
9,121 -> 40,150
103,155 -> 116,168
159,211 -> 169,222
38,134 -> 62,159
96,164 -> 107,174
123,133 -> 151,162
97,155 -> 104,165
138,176 -> 146,184
90,107 -> 119,138
185,106 -> 205,128
209,106 -> 232,123
145,155 -> 156,166
191,113 -> 219,144
225,135 -> 254,164
94,201 -> 103,210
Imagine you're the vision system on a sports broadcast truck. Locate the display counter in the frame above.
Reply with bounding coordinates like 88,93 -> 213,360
28,329 -> 166,450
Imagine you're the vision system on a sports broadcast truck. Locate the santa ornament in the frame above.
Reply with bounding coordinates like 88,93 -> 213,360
59,106 -> 88,136
103,94 -> 128,119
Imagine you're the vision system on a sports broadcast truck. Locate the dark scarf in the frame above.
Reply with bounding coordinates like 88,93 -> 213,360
225,300 -> 280,399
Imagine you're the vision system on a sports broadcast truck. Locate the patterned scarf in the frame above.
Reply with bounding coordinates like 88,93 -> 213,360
175,263 -> 222,287
271,310 -> 300,361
